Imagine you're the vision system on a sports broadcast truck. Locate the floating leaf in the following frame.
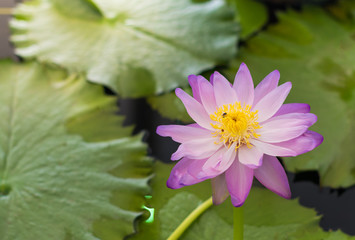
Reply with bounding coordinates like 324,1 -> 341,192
10,0 -> 239,97
259,0 -> 330,5
147,88 -> 192,123
147,0 -> 267,120
221,2 -> 355,188
129,162 -> 352,240
0,60 -> 152,240
228,0 -> 268,38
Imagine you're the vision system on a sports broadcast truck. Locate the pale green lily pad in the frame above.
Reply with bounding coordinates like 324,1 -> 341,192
0,60 -> 152,240
129,162 -> 352,240
10,0 -> 239,97
147,0 -> 267,119
223,2 -> 355,188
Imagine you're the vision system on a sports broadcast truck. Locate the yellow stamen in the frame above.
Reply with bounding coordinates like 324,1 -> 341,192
210,102 -> 261,150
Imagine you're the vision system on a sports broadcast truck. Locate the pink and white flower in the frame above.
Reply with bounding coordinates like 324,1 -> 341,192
156,63 -> 323,207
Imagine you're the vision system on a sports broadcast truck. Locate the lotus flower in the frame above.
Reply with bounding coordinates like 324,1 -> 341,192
156,63 -> 323,207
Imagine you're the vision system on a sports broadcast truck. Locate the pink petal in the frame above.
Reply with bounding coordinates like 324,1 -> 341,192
215,146 -> 237,172
257,113 -> 317,143
167,158 -> 205,189
209,71 -> 215,85
197,147 -> 223,177
264,113 -> 317,126
272,131 -> 323,156
251,139 -> 297,157
175,88 -> 213,130
225,158 -> 254,207
188,75 -> 202,103
252,82 -> 292,122
199,78 -> 218,115
254,155 -> 291,199
156,124 -> 211,143
201,144 -> 236,178
273,103 -> 310,117
213,71 -> 238,107
253,70 -> 280,105
233,63 -> 254,106
238,145 -> 263,168
211,174 -> 229,205
182,158 -> 209,184
187,157 -> 211,180
258,125 -> 308,143
171,138 -> 220,160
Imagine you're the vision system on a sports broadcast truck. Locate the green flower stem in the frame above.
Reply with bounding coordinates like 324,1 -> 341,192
167,196 -> 213,240
233,206 -> 244,240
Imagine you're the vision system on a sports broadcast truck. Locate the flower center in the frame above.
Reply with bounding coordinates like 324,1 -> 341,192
210,102 -> 261,149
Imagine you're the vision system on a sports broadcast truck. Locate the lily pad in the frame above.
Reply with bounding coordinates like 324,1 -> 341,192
129,162 -> 352,240
259,0 -> 330,5
147,88 -> 193,123
221,2 -> 355,188
0,60 -> 152,240
228,0 -> 268,39
10,0 -> 239,97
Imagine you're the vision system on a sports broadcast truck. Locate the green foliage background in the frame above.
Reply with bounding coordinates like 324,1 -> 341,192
0,0 -> 354,239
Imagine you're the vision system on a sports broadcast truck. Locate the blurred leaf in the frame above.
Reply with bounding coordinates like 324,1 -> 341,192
129,162 -> 352,240
0,60 -> 152,240
147,89 -> 192,123
228,0 -> 268,38
10,0 -> 239,97
259,0 -> 332,5
224,2 -> 355,188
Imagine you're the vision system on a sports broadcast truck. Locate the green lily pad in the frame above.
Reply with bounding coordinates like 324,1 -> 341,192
129,162 -> 352,240
147,88 -> 193,123
228,0 -> 268,39
10,0 -> 239,97
223,2 -> 355,188
259,0 -> 330,4
0,60 -> 152,240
